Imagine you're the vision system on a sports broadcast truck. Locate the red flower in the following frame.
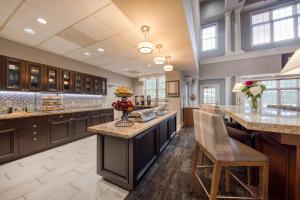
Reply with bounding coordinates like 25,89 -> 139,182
244,80 -> 254,86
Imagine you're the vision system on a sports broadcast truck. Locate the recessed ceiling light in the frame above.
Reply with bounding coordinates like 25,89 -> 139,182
84,52 -> 91,56
124,68 -> 128,71
24,28 -> 35,34
37,18 -> 47,24
147,64 -> 152,67
97,48 -> 104,52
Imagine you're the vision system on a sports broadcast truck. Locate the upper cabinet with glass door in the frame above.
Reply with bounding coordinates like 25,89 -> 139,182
45,66 -> 59,92
93,77 -> 101,94
61,69 -> 73,92
84,74 -> 92,94
101,78 -> 107,95
2,56 -> 26,90
74,72 -> 83,93
27,62 -> 44,91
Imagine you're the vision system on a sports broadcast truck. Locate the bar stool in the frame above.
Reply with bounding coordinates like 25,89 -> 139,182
189,109 -> 269,200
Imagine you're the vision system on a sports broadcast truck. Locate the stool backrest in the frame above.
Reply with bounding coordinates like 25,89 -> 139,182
193,109 -> 235,161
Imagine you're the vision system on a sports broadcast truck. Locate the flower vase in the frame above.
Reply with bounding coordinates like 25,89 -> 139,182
249,97 -> 258,112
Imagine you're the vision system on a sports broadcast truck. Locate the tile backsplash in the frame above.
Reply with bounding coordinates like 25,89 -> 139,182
0,91 -> 103,112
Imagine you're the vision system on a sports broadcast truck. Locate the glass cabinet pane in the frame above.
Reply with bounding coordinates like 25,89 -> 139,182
48,69 -> 57,91
7,63 -> 20,88
29,66 -> 41,89
85,77 -> 91,93
75,74 -> 82,92
102,79 -> 106,94
63,71 -> 71,91
94,79 -> 99,93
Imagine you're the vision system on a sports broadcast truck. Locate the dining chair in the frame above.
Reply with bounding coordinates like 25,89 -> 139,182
189,109 -> 269,200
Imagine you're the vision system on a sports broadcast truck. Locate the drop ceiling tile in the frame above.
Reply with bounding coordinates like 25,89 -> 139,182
119,28 -> 143,46
0,18 -> 53,46
74,15 -> 114,41
58,27 -> 97,47
0,0 -> 23,13
93,3 -> 135,33
72,0 -> 111,13
65,47 -> 99,61
85,55 -> 122,66
26,0 -> 89,25
100,35 -> 131,53
0,12 -> 8,26
38,36 -> 81,54
12,2 -> 68,35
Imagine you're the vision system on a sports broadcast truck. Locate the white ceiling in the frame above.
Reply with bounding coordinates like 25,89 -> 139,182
0,0 -> 196,78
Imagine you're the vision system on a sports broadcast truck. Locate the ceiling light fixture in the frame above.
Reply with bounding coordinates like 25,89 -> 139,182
37,18 -> 47,24
154,44 -> 165,65
24,28 -> 35,34
97,48 -> 104,52
84,52 -> 91,56
137,25 -> 153,54
163,56 -> 173,72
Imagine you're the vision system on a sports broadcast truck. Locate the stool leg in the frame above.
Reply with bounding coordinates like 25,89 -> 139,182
188,143 -> 200,193
209,162 -> 221,200
259,164 -> 269,200
225,168 -> 230,193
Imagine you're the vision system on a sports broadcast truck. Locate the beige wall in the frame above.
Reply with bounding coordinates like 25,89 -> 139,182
0,38 -> 133,87
132,78 -> 144,97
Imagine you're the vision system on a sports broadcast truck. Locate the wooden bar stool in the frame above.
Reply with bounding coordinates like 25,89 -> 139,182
189,109 -> 269,200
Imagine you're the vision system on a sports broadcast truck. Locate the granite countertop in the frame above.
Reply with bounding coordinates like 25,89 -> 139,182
0,107 -> 113,120
219,105 -> 300,135
88,111 -> 177,139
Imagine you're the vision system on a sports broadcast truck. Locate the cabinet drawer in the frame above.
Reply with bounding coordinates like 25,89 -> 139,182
19,117 -> 47,132
48,114 -> 73,122
20,127 -> 47,137
19,134 -> 47,155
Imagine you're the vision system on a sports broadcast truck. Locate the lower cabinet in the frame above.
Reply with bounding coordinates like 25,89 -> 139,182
159,119 -> 169,152
48,114 -> 73,146
73,112 -> 90,138
0,120 -> 18,164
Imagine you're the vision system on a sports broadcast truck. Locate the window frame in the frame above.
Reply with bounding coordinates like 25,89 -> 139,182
250,2 -> 300,47
144,77 -> 166,101
201,23 -> 218,52
200,84 -> 220,105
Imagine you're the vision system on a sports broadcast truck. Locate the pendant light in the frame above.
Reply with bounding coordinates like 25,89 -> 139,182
163,55 -> 173,72
153,44 -> 166,65
138,26 -> 153,54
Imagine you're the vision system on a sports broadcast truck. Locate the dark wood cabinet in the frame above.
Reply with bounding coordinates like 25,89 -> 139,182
2,56 -> 26,91
169,115 -> 177,139
0,119 -> 18,164
0,55 -> 107,94
93,77 -> 101,94
61,69 -> 73,92
45,65 -> 60,92
90,109 -> 114,126
48,114 -> 72,145
74,72 -> 83,93
101,78 -> 107,95
26,62 -> 44,91
73,112 -> 90,138
84,74 -> 92,94
159,119 -> 169,152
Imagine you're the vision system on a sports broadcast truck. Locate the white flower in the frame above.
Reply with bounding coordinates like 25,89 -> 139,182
249,86 -> 262,96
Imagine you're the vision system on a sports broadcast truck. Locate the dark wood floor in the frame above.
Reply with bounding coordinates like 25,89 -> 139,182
125,127 -> 249,200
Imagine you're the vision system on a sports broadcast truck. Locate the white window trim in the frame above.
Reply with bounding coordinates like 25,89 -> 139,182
201,23 -> 218,52
200,84 -> 220,104
250,2 -> 300,47
144,78 -> 166,101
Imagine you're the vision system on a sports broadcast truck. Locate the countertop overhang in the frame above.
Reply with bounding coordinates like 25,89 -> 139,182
88,111 -> 177,139
0,107 -> 113,120
220,105 -> 300,135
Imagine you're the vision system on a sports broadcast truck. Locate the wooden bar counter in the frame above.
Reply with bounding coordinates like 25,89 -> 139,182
88,111 -> 177,190
220,106 -> 300,200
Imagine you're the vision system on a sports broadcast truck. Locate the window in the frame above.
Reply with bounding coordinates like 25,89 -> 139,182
202,24 -> 217,51
251,3 -> 300,45
200,85 -> 219,104
144,77 -> 166,100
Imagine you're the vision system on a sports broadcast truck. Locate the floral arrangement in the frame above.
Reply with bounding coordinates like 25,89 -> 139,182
241,80 -> 266,111
112,99 -> 134,112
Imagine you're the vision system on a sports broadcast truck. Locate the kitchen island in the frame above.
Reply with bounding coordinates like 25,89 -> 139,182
88,111 -> 177,190
220,106 -> 300,200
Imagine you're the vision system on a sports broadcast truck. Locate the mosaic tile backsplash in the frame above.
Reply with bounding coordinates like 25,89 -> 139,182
0,91 -> 103,112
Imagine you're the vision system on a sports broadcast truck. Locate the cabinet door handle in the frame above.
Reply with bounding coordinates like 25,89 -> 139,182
33,131 -> 37,135
59,115 -> 63,118
33,125 -> 37,128
33,138 -> 37,141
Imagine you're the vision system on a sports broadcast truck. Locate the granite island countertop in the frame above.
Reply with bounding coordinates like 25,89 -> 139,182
0,107 -> 113,120
219,105 -> 300,135
88,111 -> 177,139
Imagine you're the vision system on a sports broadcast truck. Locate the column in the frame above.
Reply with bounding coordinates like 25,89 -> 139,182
234,8 -> 244,53
225,10 -> 233,55
225,77 -> 232,106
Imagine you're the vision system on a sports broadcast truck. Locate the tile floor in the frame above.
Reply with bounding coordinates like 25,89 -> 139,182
0,136 -> 129,200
